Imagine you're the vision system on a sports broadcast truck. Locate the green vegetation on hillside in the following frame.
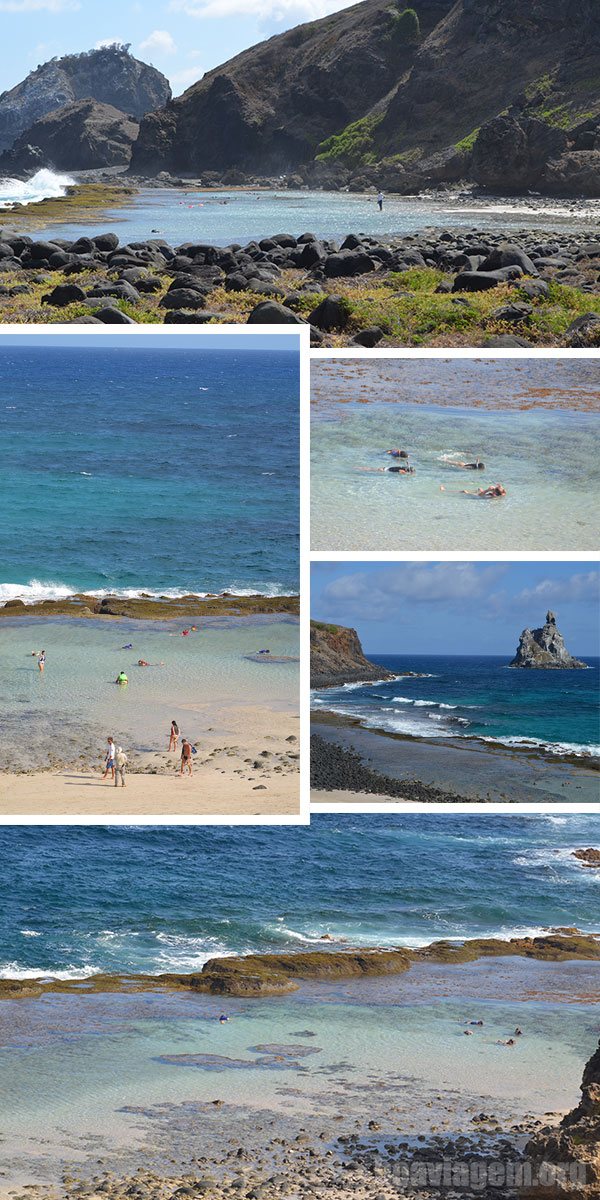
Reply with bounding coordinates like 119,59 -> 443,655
316,114 -> 383,166
387,5 -> 421,43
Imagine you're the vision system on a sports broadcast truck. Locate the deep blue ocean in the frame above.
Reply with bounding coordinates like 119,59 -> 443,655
312,654 -> 600,757
0,345 -> 299,598
0,816 -> 598,979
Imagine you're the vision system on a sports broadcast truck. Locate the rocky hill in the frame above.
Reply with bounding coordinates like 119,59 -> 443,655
0,45 -> 170,155
132,0 -> 600,195
0,100 -> 139,173
510,610 -> 588,669
311,621 -> 395,689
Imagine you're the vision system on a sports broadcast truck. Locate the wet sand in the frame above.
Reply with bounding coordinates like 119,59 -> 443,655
311,714 -> 599,804
0,707 -> 300,816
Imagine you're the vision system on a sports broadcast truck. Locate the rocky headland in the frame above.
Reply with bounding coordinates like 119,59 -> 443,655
0,222 -> 599,345
0,100 -> 140,174
311,620 -> 395,689
510,611 -> 588,669
0,44 -> 170,159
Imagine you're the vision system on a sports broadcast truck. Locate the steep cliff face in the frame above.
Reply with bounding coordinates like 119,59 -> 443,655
132,0 -> 452,175
132,0 -> 599,195
523,1039 -> 600,1198
311,621 -> 395,689
0,100 -> 139,172
510,611 -> 588,670
0,45 -> 171,155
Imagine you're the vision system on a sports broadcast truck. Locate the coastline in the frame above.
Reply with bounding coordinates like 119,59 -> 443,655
1,181 -> 138,230
0,209 -> 599,344
2,932 -> 599,998
0,593 -> 299,620
310,710 -> 599,804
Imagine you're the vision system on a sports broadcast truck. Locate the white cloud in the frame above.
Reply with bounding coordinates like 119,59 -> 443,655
0,0 -> 78,9
320,564 -> 507,623
139,29 -> 178,56
170,0 -> 351,23
516,571 -> 600,607
171,65 -> 203,91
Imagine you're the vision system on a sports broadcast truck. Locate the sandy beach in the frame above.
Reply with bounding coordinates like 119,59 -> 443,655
0,705 -> 299,816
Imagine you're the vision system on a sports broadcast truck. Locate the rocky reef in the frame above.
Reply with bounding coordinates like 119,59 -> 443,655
0,44 -> 170,156
131,0 -> 599,196
310,620 -> 395,689
0,99 -> 139,173
510,611 -> 588,669
573,848 -> 600,869
1,933 -> 598,1002
523,1038 -> 600,1198
0,592 -> 299,620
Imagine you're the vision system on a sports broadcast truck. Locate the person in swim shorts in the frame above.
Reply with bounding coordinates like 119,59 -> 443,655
180,738 -> 193,776
102,736 -> 116,781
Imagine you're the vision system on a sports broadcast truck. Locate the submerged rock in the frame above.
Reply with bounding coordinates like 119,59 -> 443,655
509,611 -> 588,669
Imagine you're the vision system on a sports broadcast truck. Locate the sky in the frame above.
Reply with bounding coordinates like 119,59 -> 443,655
0,0 -> 354,97
0,333 -> 300,351
311,561 -> 600,657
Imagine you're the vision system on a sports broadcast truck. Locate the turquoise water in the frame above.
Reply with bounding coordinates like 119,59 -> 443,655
0,343 -> 299,598
312,654 -> 600,758
1,817 -> 599,1183
1,816 -> 599,976
311,359 -> 600,552
29,185 -> 600,246
0,614 -> 299,770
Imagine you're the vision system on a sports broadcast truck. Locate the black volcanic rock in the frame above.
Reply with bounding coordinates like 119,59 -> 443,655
510,610 -> 588,669
0,100 -> 139,172
0,44 -> 170,155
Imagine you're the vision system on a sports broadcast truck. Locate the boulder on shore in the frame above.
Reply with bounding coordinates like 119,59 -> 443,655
510,610 -> 587,669
523,1037 -> 600,1198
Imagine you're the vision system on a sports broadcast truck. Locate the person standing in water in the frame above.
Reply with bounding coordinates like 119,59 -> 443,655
169,720 -> 179,752
37,650 -> 46,672
102,737 -> 116,781
114,746 -> 128,788
180,738 -> 193,777
377,191 -> 384,211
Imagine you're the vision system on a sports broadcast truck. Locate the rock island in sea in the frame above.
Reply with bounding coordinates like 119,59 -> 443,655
309,561 -> 600,804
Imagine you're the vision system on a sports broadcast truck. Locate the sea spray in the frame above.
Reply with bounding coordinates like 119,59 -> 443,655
0,168 -> 74,208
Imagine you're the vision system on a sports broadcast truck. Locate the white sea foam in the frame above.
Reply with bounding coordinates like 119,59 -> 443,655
0,168 -> 75,209
479,734 -> 600,758
0,579 -> 294,604
20,929 -> 41,938
0,962 -> 99,981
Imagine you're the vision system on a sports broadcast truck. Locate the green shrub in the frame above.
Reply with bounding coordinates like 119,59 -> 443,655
387,6 -> 421,43
316,115 -> 383,166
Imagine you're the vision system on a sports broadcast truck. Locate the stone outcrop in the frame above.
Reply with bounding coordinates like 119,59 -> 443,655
0,44 -> 170,155
510,611 -> 588,669
131,0 -> 599,196
523,1038 -> 600,1198
310,620 -> 395,689
572,848 -> 600,869
0,100 -> 139,172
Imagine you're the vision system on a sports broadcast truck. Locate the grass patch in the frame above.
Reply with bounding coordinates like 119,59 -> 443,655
2,183 -> 137,231
454,127 -> 480,153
